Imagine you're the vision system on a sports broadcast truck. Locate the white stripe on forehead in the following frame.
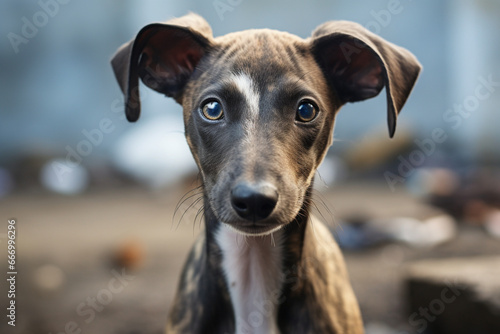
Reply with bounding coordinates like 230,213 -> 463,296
230,72 -> 260,117
228,73 -> 260,143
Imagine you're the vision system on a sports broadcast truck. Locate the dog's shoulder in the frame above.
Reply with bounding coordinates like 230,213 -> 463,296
166,232 -> 235,334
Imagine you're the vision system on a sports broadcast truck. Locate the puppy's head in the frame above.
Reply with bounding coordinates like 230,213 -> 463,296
111,13 -> 421,235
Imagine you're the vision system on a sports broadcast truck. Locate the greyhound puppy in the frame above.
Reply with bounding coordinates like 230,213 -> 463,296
111,13 -> 421,334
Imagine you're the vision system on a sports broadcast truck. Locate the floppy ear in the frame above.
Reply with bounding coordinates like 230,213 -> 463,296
310,21 -> 421,137
111,13 -> 213,122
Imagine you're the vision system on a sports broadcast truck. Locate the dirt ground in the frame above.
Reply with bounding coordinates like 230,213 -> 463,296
1,182 -> 499,334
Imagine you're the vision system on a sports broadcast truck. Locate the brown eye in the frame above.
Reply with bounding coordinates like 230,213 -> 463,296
296,101 -> 318,122
202,101 -> 224,120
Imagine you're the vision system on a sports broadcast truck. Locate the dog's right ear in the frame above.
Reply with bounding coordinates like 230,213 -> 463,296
111,13 -> 213,122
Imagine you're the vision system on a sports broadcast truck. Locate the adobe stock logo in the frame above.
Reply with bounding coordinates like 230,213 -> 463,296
7,0 -> 72,54
213,0 -> 244,21
51,118 -> 115,182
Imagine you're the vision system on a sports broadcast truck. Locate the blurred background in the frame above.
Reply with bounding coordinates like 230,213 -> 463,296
1,0 -> 500,333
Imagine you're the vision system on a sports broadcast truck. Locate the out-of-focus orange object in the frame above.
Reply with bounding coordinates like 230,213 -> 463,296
113,239 -> 144,270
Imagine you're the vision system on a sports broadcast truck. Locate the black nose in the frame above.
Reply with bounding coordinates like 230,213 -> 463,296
231,183 -> 279,221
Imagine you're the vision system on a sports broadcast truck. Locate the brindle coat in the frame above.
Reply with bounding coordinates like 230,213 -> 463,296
111,13 -> 421,334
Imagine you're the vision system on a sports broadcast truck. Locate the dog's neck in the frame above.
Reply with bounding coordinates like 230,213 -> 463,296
204,189 -> 310,334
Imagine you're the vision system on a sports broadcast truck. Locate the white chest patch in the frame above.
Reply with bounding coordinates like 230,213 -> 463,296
216,224 -> 284,334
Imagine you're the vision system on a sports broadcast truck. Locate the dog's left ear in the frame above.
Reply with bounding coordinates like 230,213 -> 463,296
111,13 -> 213,122
310,21 -> 421,137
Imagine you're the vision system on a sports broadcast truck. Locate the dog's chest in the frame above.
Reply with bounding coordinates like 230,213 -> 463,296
215,225 -> 284,334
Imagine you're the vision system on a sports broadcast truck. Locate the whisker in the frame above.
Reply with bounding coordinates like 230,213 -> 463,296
311,189 -> 336,227
309,214 -> 320,243
173,191 -> 204,225
270,232 -> 276,247
176,196 -> 204,231
310,199 -> 330,228
195,205 -> 205,229
173,186 -> 203,219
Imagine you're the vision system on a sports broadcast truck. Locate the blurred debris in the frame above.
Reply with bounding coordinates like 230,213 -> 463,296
112,239 -> 144,270
343,128 -> 414,172
485,209 -> 500,238
335,214 -> 456,249
11,155 -> 48,190
34,264 -> 66,292
364,322 -> 400,334
0,166 -> 14,197
40,158 -> 89,194
424,168 -> 500,225
111,116 -> 197,189
381,214 -> 457,248
407,167 -> 460,198
406,257 -> 500,334
334,215 -> 390,250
